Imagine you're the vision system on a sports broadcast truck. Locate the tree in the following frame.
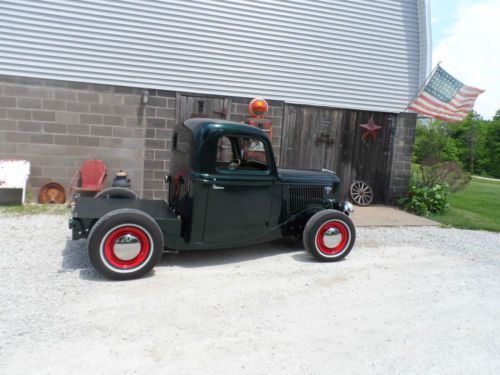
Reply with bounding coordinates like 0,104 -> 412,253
479,112 -> 500,177
444,111 -> 483,173
413,110 -> 500,178
413,120 -> 460,164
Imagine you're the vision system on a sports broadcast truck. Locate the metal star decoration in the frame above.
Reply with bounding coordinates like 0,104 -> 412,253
359,116 -> 382,142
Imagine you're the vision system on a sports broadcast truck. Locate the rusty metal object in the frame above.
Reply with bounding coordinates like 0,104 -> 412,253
39,182 -> 66,204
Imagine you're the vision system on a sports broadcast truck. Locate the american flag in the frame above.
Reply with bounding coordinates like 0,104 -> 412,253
408,66 -> 484,122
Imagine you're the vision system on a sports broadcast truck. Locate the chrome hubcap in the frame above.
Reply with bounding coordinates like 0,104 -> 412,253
113,234 -> 141,260
323,227 -> 342,248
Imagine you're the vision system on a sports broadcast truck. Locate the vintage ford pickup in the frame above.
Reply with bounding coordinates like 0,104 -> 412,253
69,118 -> 355,280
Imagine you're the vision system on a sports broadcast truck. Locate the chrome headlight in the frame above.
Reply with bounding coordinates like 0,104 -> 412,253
341,201 -> 354,215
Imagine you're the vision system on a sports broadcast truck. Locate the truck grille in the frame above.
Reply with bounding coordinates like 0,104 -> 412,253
289,186 -> 324,213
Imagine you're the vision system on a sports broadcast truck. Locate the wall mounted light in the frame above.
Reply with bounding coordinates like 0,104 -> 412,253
142,90 -> 149,104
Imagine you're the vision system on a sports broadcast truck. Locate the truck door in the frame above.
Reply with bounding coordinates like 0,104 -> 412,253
203,135 -> 275,244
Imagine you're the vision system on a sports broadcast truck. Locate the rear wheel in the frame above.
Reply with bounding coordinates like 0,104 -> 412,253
303,210 -> 356,262
88,209 -> 164,280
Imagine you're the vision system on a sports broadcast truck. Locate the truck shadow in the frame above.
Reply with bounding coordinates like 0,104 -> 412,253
61,238 -> 108,281
61,238 -> 309,281
159,239 -> 305,268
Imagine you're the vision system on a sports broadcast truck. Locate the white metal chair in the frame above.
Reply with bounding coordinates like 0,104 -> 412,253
0,159 -> 31,205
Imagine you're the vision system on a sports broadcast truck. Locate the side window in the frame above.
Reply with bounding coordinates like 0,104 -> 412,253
216,136 -> 269,173
239,138 -> 268,167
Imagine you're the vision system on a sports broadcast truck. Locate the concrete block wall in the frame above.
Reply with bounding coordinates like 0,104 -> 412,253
0,75 -> 149,199
142,91 -> 176,199
386,112 -> 417,203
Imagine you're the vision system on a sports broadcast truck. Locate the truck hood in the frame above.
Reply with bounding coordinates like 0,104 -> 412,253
277,168 -> 340,185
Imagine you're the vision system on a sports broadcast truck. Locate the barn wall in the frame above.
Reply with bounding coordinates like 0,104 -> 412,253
0,75 -> 287,200
0,75 -> 147,198
280,104 -> 403,203
0,74 -> 415,203
417,0 -> 432,84
386,113 -> 417,203
142,91 -> 176,200
0,0 -> 429,113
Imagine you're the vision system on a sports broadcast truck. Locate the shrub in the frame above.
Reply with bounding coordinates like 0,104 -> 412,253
399,184 -> 449,216
413,122 -> 461,164
418,160 -> 471,193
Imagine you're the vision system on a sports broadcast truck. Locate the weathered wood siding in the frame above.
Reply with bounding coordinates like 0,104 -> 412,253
176,95 -> 230,123
281,104 -> 396,202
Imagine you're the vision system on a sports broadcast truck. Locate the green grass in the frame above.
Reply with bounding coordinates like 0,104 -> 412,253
0,203 -> 69,216
429,176 -> 500,232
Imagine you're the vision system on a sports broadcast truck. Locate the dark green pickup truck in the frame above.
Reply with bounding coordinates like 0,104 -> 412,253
70,118 -> 355,280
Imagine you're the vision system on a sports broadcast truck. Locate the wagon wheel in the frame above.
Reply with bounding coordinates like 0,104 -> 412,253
350,181 -> 373,206
39,182 -> 66,204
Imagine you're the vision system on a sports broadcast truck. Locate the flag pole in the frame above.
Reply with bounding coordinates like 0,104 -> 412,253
404,61 -> 442,112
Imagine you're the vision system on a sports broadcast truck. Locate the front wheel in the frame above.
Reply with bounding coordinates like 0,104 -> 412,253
303,210 -> 356,262
87,209 -> 164,280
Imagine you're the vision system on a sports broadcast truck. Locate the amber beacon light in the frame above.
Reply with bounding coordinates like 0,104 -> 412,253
248,98 -> 269,118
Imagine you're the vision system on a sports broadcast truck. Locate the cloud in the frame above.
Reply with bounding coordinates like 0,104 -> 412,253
433,1 -> 500,119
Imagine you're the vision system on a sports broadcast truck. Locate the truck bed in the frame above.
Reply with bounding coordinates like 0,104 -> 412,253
71,197 -> 182,241
74,196 -> 177,220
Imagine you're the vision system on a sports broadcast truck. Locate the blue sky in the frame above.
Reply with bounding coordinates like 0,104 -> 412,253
430,0 -> 500,119
430,0 -> 479,45
431,0 -> 461,45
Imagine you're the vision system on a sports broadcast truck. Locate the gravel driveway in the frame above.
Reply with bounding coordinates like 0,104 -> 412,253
1,213 -> 500,374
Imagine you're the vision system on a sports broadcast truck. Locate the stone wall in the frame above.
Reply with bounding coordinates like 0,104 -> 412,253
386,112 -> 417,203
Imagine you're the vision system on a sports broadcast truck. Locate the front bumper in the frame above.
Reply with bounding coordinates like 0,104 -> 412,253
324,199 -> 354,216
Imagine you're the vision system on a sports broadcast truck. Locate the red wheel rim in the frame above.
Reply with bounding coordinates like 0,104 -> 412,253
315,220 -> 350,255
103,226 -> 151,269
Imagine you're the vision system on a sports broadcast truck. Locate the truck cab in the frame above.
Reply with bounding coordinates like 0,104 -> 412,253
70,118 -> 355,280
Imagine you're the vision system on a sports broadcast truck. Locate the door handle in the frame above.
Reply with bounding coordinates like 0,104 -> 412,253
212,184 -> 225,190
